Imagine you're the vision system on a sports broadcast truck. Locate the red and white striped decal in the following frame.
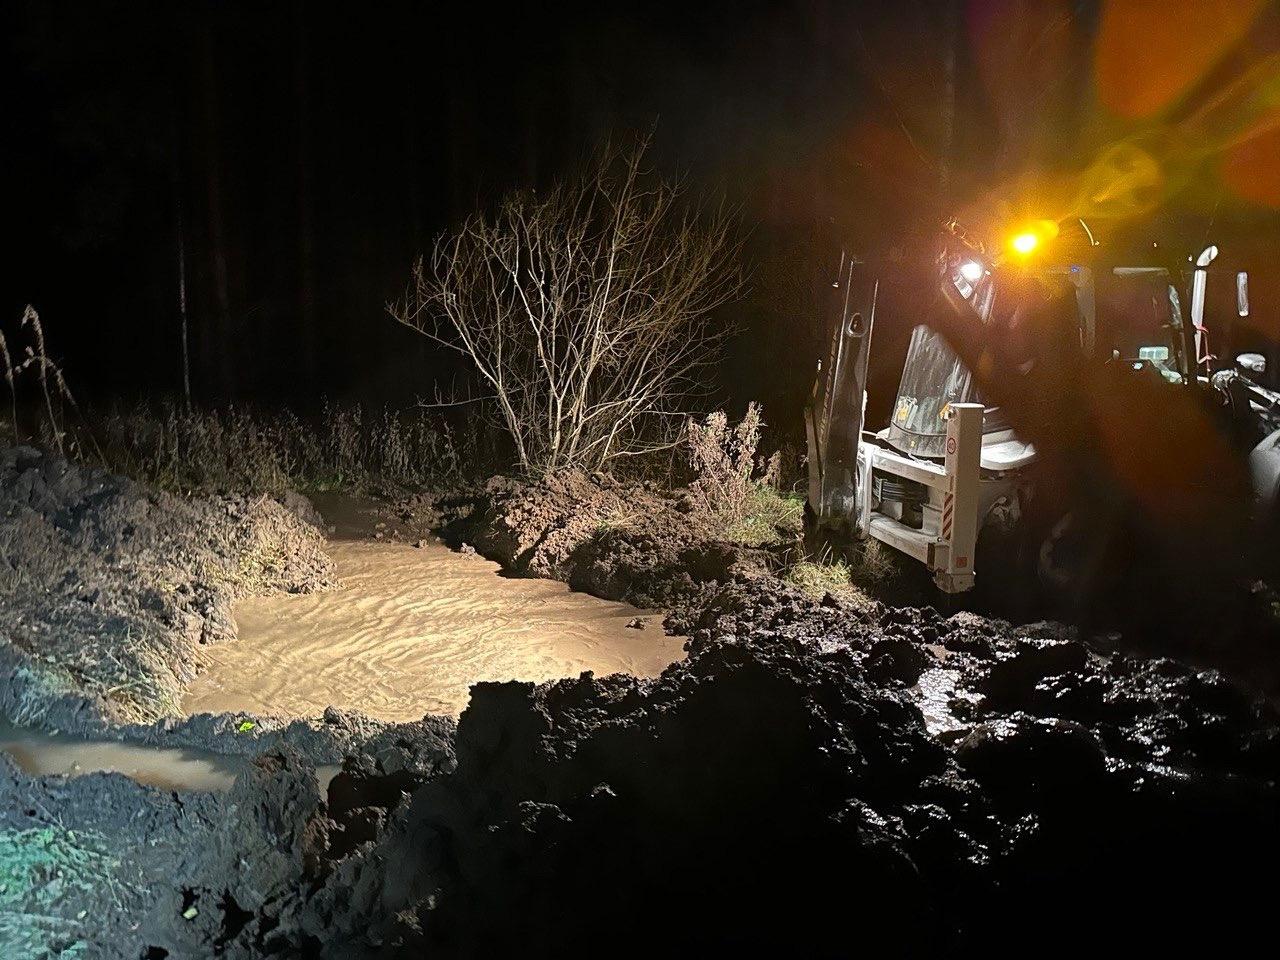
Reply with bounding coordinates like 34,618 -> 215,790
941,492 -> 954,539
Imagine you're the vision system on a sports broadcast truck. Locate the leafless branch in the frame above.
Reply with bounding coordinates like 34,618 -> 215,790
390,136 -> 743,472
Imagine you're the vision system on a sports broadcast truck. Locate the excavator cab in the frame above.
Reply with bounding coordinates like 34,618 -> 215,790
887,237 -> 1096,460
805,222 -> 1255,595
1101,269 -> 1186,375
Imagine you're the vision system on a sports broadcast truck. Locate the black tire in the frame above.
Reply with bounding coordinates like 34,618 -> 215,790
971,518 -> 1039,619
1034,507 -> 1121,622
802,500 -> 849,563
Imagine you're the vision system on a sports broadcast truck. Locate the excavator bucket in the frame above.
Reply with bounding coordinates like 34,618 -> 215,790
805,257 -> 877,534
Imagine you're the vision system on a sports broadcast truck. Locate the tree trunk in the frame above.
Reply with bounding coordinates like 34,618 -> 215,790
295,0 -> 317,390
170,109 -> 191,408
199,22 -> 235,398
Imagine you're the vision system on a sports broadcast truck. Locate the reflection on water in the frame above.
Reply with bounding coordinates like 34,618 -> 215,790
182,539 -> 686,722
0,719 -> 343,793
910,668 -> 978,737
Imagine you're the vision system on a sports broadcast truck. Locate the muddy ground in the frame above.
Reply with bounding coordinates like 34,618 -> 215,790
424,470 -> 778,613
0,709 -> 456,960
0,448 -> 458,959
0,446 -> 335,733
4,465 -> 1279,957
144,472 -> 1280,958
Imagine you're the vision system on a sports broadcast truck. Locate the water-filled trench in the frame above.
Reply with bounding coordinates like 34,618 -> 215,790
182,537 -> 686,721
3,511 -> 686,787
2,502 -> 966,788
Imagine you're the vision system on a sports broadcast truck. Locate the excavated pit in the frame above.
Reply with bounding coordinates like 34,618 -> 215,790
142,474 -> 1280,959
182,537 -> 685,721
3,463 -> 1278,958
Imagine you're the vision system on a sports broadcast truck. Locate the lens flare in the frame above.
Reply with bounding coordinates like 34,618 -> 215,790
1095,0 -> 1267,119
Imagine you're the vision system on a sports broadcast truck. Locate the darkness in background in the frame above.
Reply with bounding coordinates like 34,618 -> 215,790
5,0 -> 1278,439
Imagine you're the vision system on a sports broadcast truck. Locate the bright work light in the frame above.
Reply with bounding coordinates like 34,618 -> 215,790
1010,232 -> 1039,255
1007,219 -> 1059,258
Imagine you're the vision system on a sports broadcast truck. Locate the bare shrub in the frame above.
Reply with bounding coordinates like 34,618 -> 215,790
687,402 -> 763,519
687,403 -> 804,545
390,137 -> 742,473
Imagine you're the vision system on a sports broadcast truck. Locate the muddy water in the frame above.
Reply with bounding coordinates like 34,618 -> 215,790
0,720 -> 248,791
181,539 -> 686,722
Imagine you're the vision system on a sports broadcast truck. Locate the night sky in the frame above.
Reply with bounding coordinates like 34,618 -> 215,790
7,0 -> 1280,425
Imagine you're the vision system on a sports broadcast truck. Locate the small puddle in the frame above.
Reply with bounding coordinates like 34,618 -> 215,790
181,538 -> 686,722
0,720 -> 247,792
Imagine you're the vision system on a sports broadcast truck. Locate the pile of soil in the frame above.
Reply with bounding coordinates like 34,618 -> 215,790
146,576 -> 1279,958
0,710 -> 457,960
0,446 -> 336,733
432,471 -> 773,610
0,749 -> 224,955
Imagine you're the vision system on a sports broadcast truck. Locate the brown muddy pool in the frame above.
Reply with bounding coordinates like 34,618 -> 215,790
0,720 -> 338,792
181,538 -> 687,722
2,535 -> 683,790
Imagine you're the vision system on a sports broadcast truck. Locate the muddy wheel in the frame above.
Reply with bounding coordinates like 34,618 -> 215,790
802,500 -> 847,561
971,519 -> 1038,619
1036,510 -> 1116,618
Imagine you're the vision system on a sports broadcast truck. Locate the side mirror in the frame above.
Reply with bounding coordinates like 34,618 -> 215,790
1237,352 -> 1266,375
1237,271 -> 1250,317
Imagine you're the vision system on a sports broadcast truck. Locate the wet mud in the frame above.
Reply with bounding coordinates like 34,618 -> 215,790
144,474 -> 1280,958
432,470 -> 773,610
4,463 -> 1279,957
0,446 -> 335,734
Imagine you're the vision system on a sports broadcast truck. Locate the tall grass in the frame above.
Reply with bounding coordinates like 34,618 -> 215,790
0,306 -> 101,463
91,401 -> 482,495
1,307 -> 485,495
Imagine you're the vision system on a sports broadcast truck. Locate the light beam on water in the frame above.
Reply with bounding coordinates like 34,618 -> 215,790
181,539 -> 687,722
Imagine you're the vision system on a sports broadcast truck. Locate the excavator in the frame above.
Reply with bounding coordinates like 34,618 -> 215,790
804,217 -> 1280,602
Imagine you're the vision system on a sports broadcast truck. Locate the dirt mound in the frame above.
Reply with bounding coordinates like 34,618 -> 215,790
0,709 -> 457,960
157,578 -> 1278,958
0,749 -> 224,959
0,446 -> 336,733
439,471 -> 770,609
146,731 -> 455,959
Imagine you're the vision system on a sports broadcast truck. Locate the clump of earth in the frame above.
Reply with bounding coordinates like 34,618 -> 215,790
0,445 -> 335,733
427,470 -> 780,613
